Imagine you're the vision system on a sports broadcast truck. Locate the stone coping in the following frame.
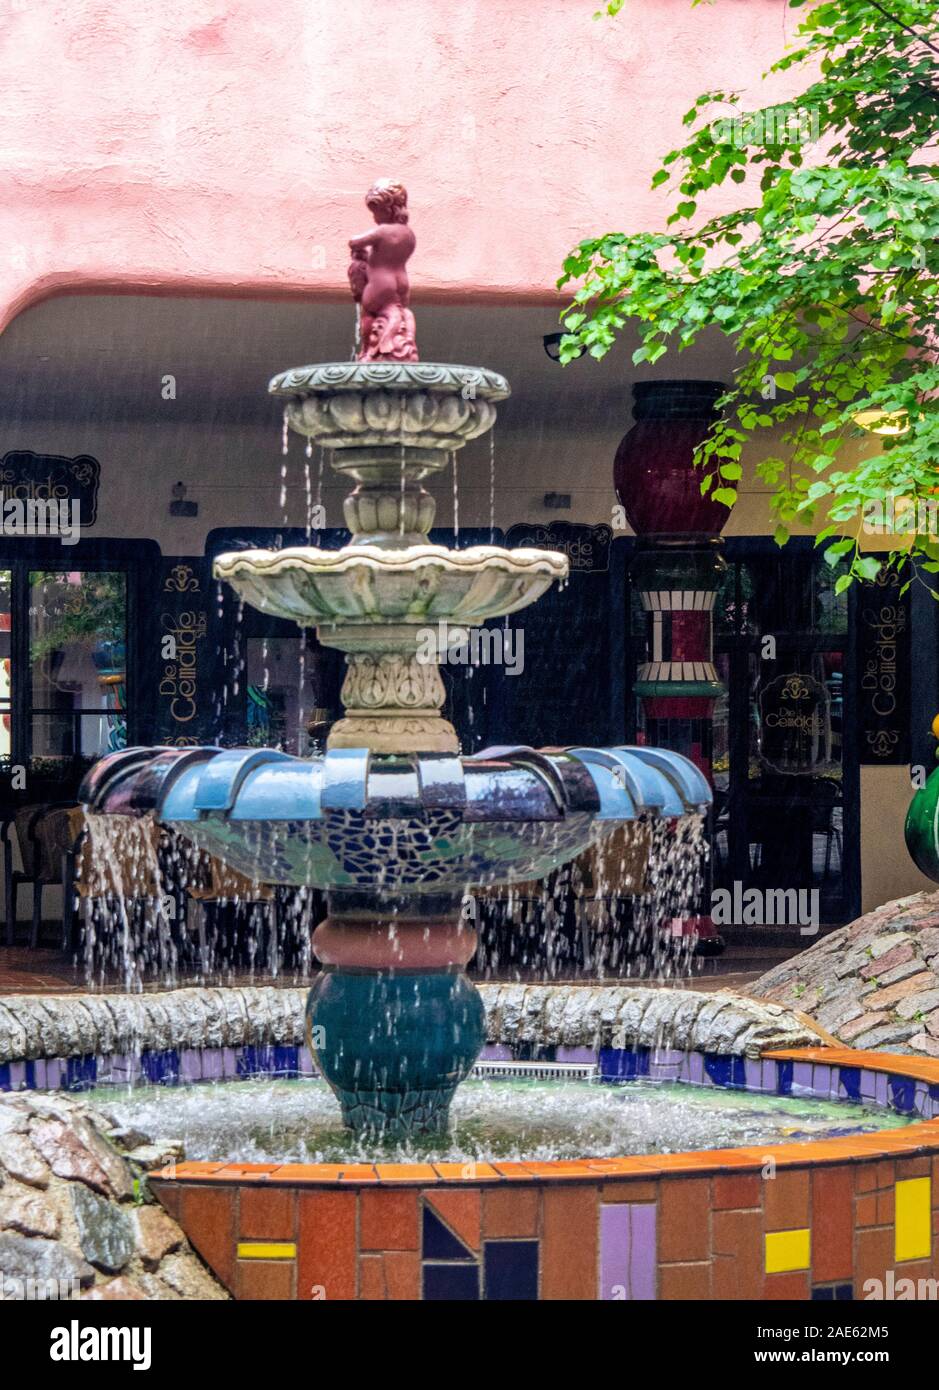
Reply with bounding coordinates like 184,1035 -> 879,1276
0,983 -> 823,1065
148,1047 -> 939,1190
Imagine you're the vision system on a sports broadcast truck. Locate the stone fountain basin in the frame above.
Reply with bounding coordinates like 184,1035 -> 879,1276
213,544 -> 567,629
80,746 -> 711,891
267,361 -> 510,453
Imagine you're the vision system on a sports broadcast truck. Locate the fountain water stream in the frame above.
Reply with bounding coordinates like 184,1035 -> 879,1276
80,182 -> 712,1137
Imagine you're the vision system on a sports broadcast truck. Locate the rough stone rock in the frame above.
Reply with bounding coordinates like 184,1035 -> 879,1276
132,1204 -> 182,1271
910,1032 -> 939,1057
70,1186 -> 135,1274
753,889 -> 939,1052
0,1132 -> 49,1188
0,1231 -> 94,1289
896,988 -> 939,1020
0,1187 -> 60,1238
126,1143 -> 184,1172
157,1251 -> 230,1300
30,1119 -> 113,1195
81,1275 -> 147,1300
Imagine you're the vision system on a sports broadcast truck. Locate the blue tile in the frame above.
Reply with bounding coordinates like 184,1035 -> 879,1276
423,1206 -> 474,1262
65,1056 -> 97,1091
776,1060 -> 793,1096
484,1241 -> 539,1300
835,1283 -> 853,1301
704,1054 -> 746,1089
889,1075 -> 916,1114
811,1286 -> 834,1300
839,1066 -> 861,1102
273,1044 -> 299,1077
598,1048 -> 650,1081
422,1263 -> 479,1300
24,1061 -> 35,1090
0,1063 -> 10,1092
140,1049 -> 179,1085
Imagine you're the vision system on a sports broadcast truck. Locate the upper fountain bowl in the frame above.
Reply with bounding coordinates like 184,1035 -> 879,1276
268,361 -> 510,457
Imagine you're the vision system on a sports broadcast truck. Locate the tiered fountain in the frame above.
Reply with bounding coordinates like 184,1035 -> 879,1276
81,181 -> 711,1136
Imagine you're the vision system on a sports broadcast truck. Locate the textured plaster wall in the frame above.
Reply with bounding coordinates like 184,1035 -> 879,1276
0,0 -> 793,332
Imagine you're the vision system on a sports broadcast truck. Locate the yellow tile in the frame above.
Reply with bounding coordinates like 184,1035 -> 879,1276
236,1242 -> 297,1261
895,1177 -> 931,1263
765,1228 -> 810,1274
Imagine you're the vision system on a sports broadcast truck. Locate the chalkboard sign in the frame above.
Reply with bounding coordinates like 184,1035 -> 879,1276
856,562 -> 911,764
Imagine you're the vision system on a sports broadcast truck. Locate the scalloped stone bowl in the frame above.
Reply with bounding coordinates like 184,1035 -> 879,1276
213,544 -> 568,630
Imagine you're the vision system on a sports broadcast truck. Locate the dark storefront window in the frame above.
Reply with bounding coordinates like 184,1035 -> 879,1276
29,571 -> 127,764
712,542 -> 860,924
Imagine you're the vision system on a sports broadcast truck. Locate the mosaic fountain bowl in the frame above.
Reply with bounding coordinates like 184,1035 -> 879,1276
80,743 -> 711,891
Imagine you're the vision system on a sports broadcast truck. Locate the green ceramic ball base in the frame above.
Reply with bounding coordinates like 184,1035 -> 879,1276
306,967 -> 486,1137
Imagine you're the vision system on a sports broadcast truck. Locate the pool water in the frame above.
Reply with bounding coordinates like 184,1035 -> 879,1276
82,1076 -> 917,1166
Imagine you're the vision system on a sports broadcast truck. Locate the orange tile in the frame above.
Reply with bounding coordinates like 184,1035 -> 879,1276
856,1226 -> 894,1290
600,1181 -> 659,1204
423,1189 -> 480,1251
357,1251 -> 420,1300
764,1169 -> 809,1230
857,1194 -> 879,1227
162,1161 -> 227,1179
659,1178 -> 710,1262
483,1186 -> 540,1238
431,1162 -> 501,1182
239,1186 -> 296,1241
812,1166 -> 853,1283
180,1185 -> 236,1292
659,1262 -> 710,1299
876,1191 -> 896,1224
711,1209 -> 763,1300
373,1164 -> 438,1184
897,1156 -> 931,1178
270,1163 -> 379,1184
360,1189 -> 419,1251
541,1186 -> 598,1300
492,1162 -> 542,1181
713,1174 -> 762,1210
297,1190 -> 357,1301
236,1259 -> 295,1300
359,1255 -> 385,1300
762,1272 -> 809,1300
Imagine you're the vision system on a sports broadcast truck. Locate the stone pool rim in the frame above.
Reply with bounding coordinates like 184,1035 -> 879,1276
147,1047 -> 939,1189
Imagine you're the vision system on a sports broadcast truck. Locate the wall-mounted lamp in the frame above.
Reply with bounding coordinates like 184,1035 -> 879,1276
543,332 -> 585,363
169,481 -> 199,517
852,409 -> 910,437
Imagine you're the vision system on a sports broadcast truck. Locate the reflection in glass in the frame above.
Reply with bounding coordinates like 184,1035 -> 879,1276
29,571 -> 127,761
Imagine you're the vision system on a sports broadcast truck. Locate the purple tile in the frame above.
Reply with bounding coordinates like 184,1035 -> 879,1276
792,1062 -> 813,1095
761,1060 -> 777,1092
744,1059 -> 762,1092
31,1059 -> 47,1089
222,1048 -> 238,1079
600,1203 -> 656,1301
915,1084 -> 928,1117
685,1052 -> 704,1085
479,1044 -> 513,1062
299,1047 -> 315,1076
179,1050 -> 203,1084
108,1054 -> 139,1086
875,1072 -> 888,1106
200,1049 -> 224,1080
860,1069 -> 877,1101
812,1064 -> 832,1098
556,1046 -> 597,1065
8,1062 -> 25,1090
44,1059 -> 65,1089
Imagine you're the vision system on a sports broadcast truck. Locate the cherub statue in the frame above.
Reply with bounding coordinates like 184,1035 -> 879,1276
348,179 -> 419,362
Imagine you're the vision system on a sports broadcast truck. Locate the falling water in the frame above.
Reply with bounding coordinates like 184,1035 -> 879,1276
452,449 -> 460,541
489,431 -> 496,544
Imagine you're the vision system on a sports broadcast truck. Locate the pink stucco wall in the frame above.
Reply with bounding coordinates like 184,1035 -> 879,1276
0,0 -> 796,332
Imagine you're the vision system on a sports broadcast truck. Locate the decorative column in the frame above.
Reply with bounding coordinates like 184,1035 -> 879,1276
615,379 -> 728,951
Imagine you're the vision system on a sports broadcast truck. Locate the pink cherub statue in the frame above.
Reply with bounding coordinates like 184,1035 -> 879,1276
348,179 -> 419,362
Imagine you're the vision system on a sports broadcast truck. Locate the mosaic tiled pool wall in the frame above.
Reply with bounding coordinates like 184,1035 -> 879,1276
144,1048 -> 939,1301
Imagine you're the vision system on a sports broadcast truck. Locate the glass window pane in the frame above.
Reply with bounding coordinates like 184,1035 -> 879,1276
245,635 -> 332,753
28,572 -> 127,762
29,571 -> 126,704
